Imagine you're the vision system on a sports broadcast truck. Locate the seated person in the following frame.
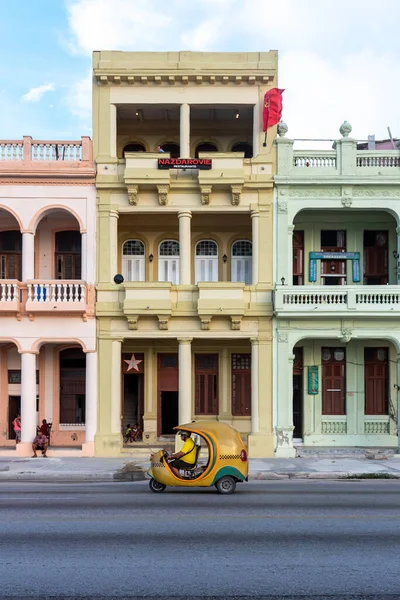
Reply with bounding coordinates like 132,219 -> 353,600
168,431 -> 197,478
131,423 -> 143,442
40,419 -> 50,437
32,432 -> 48,458
124,424 -> 133,443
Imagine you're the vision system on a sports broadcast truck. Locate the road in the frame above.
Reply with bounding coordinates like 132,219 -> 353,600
0,480 -> 400,599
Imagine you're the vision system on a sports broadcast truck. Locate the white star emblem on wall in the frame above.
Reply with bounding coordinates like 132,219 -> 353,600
124,353 -> 143,372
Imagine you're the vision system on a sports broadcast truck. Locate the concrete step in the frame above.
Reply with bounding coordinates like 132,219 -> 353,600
296,446 -> 395,459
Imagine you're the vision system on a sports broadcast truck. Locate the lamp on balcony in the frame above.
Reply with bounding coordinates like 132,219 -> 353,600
114,274 -> 124,284
393,250 -> 399,260
149,254 -> 154,262
223,254 -> 228,263
281,277 -> 285,285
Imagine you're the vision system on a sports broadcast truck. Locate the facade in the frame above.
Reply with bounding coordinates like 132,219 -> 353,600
93,51 -> 277,457
274,121 -> 400,456
0,136 -> 97,456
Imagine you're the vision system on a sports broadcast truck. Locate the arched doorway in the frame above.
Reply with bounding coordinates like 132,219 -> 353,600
231,142 -> 253,158
123,143 -> 146,155
0,209 -> 22,281
195,142 -> 218,158
160,143 -> 180,157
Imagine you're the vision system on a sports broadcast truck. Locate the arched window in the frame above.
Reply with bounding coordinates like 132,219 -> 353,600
122,240 -> 145,281
231,142 -> 253,158
231,240 -> 252,285
195,240 -> 218,284
160,143 -> 180,158
159,240 -> 180,284
195,142 -> 218,158
123,143 -> 146,155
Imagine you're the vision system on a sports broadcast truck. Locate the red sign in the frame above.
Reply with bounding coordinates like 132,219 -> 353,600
158,158 -> 212,170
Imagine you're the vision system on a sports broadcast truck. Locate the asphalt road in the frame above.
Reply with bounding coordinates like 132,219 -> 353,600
0,480 -> 400,599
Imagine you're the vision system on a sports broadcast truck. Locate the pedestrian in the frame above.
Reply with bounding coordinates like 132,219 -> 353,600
157,145 -> 165,153
32,431 -> 48,458
12,414 -> 21,444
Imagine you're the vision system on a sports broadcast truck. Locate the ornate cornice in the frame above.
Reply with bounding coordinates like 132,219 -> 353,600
94,72 -> 274,86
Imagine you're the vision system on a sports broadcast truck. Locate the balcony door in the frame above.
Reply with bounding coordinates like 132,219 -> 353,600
0,231 -> 22,280
363,231 -> 388,285
320,230 -> 346,286
55,231 -> 81,280
231,240 -> 252,285
195,354 -> 218,415
122,240 -> 145,281
158,240 -> 180,285
364,348 -> 388,415
292,231 -> 304,285
195,240 -> 218,283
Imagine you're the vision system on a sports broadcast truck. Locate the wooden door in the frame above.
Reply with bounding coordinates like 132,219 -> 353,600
292,231 -> 304,285
364,348 -> 388,415
293,347 -> 303,436
195,354 -> 218,415
322,347 -> 346,415
321,230 -> 346,285
363,231 -> 388,285
0,231 -> 22,280
8,396 -> 20,439
231,353 -> 251,416
157,353 -> 179,436
55,231 -> 81,280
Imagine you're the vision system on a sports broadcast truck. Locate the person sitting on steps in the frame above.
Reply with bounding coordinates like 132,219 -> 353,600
168,431 -> 197,478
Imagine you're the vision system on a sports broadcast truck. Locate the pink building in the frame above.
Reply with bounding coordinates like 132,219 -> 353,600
0,136 -> 97,456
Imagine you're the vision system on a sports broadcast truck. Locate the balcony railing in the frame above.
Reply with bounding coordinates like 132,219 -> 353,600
25,281 -> 87,312
0,281 -> 21,312
0,136 -> 94,180
274,285 -> 400,315
276,135 -> 400,178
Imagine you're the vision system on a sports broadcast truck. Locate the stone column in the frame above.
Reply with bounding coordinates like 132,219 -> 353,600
178,338 -> 192,425
17,351 -> 37,455
251,211 -> 259,285
180,103 -> 190,158
276,201 -> 290,285
111,340 -> 122,435
110,104 -> 117,158
253,103 -> 260,158
397,353 -> 400,454
275,331 -> 295,457
251,339 -> 259,433
396,227 -> 400,284
178,211 -> 192,285
109,210 -> 119,282
81,232 -> 87,281
288,224 -> 294,284
83,351 -> 97,454
22,232 -> 35,281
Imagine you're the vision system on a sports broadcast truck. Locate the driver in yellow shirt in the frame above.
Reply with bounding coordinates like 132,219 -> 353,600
168,431 -> 197,478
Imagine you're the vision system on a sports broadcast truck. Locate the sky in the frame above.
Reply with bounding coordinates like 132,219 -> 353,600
1,0 -> 400,144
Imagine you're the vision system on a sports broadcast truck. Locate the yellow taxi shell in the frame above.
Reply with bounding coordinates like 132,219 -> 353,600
148,420 -> 248,488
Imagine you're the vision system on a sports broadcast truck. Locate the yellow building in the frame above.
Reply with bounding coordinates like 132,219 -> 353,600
93,51 -> 277,457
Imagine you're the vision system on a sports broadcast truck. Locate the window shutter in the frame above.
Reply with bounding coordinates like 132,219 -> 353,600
122,257 -> 145,282
195,354 -> 218,415
232,257 -> 252,284
159,258 -> 180,284
195,257 -> 218,283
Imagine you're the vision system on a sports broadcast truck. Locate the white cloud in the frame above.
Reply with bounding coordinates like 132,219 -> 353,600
63,0 -> 400,139
65,70 -> 92,119
22,83 -> 55,102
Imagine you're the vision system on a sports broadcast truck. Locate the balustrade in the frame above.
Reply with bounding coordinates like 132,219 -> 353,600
0,142 -> 24,160
275,285 -> 400,314
31,142 -> 82,161
0,282 -> 19,302
27,282 -> 86,304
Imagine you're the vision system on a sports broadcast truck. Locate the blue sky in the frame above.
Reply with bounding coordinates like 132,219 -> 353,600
1,0 -> 400,143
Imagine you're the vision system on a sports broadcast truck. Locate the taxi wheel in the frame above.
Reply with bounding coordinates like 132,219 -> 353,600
149,478 -> 166,493
215,476 -> 236,495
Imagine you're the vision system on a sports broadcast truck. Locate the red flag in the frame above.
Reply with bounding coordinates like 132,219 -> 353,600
263,88 -> 284,131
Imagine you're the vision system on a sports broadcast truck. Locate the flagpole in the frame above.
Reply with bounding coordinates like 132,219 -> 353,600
263,96 -> 270,147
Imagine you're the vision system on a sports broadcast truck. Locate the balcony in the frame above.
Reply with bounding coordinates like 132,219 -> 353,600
25,281 -> 87,314
274,285 -> 400,317
198,282 -> 246,317
0,281 -> 21,313
123,282 -> 173,317
0,136 -> 94,182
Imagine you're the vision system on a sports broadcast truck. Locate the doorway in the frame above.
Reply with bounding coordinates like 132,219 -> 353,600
157,353 -> 179,436
123,373 -> 144,434
8,396 -> 20,439
292,348 -> 303,438
161,391 -> 179,435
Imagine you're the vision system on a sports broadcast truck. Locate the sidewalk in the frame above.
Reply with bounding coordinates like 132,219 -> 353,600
1,455 -> 400,482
